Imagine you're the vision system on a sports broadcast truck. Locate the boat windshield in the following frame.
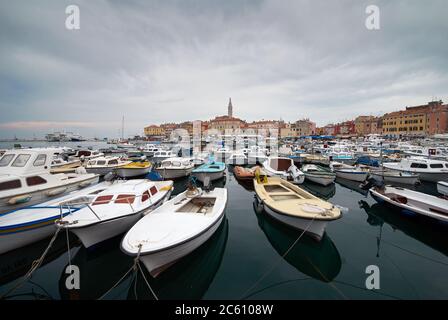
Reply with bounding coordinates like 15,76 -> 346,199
0,154 -> 15,167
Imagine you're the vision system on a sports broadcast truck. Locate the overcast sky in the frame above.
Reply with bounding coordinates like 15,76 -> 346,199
0,0 -> 447,139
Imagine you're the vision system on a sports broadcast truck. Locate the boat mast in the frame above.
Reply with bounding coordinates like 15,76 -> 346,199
121,115 -> 124,141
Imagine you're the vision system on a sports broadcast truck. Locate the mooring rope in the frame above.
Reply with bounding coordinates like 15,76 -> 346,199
98,244 -> 158,300
240,215 -> 317,299
0,227 -> 62,300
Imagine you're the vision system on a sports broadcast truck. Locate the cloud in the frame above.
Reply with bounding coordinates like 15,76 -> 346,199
0,0 -> 447,138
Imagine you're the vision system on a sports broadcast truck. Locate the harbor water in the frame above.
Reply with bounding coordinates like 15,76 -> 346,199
0,142 -> 447,299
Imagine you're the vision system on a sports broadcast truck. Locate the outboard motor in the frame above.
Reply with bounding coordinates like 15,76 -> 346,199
288,165 -> 302,180
203,176 -> 212,192
75,166 -> 88,175
360,177 -> 383,190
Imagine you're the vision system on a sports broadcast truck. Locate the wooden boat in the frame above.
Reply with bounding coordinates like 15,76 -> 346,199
58,180 -> 173,248
233,166 -> 262,181
121,186 -> 227,277
253,176 -> 341,241
302,164 -> 336,186
370,185 -> 448,223
115,161 -> 152,178
0,149 -> 99,214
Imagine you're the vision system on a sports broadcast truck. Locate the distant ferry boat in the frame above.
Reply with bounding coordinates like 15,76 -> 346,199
45,132 -> 86,142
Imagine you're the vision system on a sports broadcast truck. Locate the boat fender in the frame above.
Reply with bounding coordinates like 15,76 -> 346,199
8,194 -> 32,205
47,187 -> 68,197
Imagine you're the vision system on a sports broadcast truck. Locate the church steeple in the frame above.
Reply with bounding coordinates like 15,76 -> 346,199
228,97 -> 233,117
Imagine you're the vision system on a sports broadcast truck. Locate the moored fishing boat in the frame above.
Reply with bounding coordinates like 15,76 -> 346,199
329,162 -> 369,182
115,161 -> 152,178
192,161 -> 226,183
85,156 -> 131,176
154,158 -> 194,179
121,185 -> 227,277
58,179 -> 173,249
0,149 -> 99,214
0,181 -> 113,254
253,175 -> 341,241
369,185 -> 448,223
369,169 -> 420,185
302,164 -> 336,186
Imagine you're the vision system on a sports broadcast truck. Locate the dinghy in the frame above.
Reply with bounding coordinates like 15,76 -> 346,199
192,162 -> 226,183
370,185 -> 448,223
121,185 -> 227,277
302,164 -> 336,186
262,157 -> 305,184
253,175 -> 341,241
58,179 -> 174,248
329,162 -> 369,182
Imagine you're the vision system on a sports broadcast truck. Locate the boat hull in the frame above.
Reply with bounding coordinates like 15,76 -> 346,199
370,172 -> 419,185
254,195 -> 327,241
116,167 -> 151,178
0,223 -> 56,255
139,215 -> 225,277
68,189 -> 172,248
192,171 -> 225,183
304,174 -> 335,186
0,175 -> 99,214
155,167 -> 193,179
334,170 -> 368,182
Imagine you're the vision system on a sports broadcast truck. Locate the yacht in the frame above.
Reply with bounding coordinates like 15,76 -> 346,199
0,148 -> 99,213
382,157 -> 448,182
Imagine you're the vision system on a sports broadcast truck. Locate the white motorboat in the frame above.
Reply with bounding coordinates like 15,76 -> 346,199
0,181 -> 114,254
370,185 -> 448,223
151,150 -> 178,163
51,157 -> 81,169
330,162 -> 369,182
116,142 -> 135,149
154,157 -> 194,179
302,164 -> 336,186
324,145 -> 354,161
369,169 -> 420,185
85,156 -> 131,176
115,161 -> 152,178
437,181 -> 448,196
0,149 -> 99,214
58,179 -> 174,248
383,157 -> 448,182
262,157 -> 305,184
121,186 -> 227,277
73,150 -> 104,161
253,176 -> 341,241
226,152 -> 247,166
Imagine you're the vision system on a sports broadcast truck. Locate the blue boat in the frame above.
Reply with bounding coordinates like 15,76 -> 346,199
192,162 -> 226,183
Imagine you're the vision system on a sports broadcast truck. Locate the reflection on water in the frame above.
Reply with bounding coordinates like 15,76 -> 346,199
301,181 -> 336,200
0,234 -> 77,286
335,177 -> 368,197
127,218 -> 229,300
59,235 -> 133,300
254,201 -> 341,282
172,176 -> 227,197
359,200 -> 448,257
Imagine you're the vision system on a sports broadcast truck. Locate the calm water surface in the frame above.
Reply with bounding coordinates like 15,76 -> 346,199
1,142 -> 447,299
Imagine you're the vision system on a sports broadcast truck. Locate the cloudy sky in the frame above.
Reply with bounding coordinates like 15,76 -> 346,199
0,0 -> 447,139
